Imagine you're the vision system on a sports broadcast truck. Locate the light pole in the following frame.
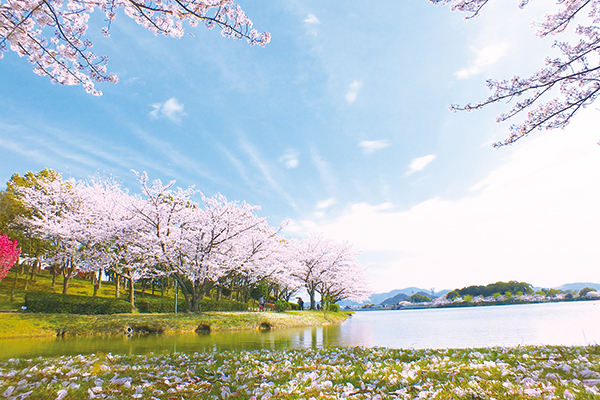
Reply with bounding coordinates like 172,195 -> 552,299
175,280 -> 178,314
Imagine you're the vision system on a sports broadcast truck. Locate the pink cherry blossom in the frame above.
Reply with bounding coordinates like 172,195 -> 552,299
0,0 -> 270,95
431,0 -> 600,146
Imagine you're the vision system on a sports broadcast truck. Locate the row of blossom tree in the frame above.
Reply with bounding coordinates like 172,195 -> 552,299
7,169 -> 370,311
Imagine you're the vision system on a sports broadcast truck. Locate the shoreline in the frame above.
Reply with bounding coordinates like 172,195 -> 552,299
354,296 -> 600,311
0,310 -> 351,339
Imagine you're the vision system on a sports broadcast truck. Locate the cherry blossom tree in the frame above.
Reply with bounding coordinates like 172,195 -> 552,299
82,176 -> 146,308
2,170 -> 55,285
291,235 -> 371,309
130,172 -> 271,312
223,223 -> 300,303
315,242 -> 370,308
15,173 -> 97,294
0,0 -> 270,95
173,192 -> 275,311
431,0 -> 600,147
0,231 -> 21,280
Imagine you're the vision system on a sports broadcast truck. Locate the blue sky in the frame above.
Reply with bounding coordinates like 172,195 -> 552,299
2,1 -> 599,293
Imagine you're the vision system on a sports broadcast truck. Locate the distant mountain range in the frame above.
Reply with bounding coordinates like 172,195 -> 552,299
339,287 -> 450,307
340,282 -> 600,307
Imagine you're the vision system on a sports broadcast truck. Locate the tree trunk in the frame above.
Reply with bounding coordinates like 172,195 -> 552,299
23,263 -> 30,292
10,265 -> 21,302
62,274 -> 70,295
51,265 -> 57,286
61,259 -> 75,295
115,274 -> 120,298
62,276 -> 70,295
174,274 -> 192,312
128,277 -> 135,312
141,279 -> 147,296
308,287 -> 316,310
30,260 -> 39,282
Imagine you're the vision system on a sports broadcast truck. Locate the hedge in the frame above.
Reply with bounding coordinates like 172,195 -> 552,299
274,300 -> 292,312
25,292 -> 131,315
135,296 -> 186,313
199,298 -> 248,312
135,296 -> 248,312
24,292 -> 250,314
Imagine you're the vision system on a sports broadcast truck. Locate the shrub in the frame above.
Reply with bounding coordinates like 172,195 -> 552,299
274,299 -> 291,312
328,303 -> 340,312
136,296 -> 186,313
25,292 -> 131,315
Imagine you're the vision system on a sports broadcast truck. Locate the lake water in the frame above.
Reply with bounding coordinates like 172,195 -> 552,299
2,301 -> 600,359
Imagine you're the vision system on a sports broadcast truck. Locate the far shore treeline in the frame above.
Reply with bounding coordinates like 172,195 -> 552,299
0,169 -> 370,313
362,280 -> 600,311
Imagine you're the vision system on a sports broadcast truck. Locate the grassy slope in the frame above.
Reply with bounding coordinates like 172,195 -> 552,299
0,270 -> 130,310
0,270 -> 350,339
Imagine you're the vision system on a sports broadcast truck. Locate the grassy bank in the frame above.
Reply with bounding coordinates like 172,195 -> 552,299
1,345 -> 600,399
0,269 -> 350,339
0,311 -> 350,339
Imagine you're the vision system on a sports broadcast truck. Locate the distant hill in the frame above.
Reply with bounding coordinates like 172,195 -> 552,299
379,292 -> 408,306
380,290 -> 449,306
340,282 -> 600,308
339,287 -> 450,307
554,282 -> 600,292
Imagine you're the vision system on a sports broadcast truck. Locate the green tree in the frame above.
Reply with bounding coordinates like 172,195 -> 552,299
410,293 -> 431,303
445,290 -> 460,300
579,287 -> 597,297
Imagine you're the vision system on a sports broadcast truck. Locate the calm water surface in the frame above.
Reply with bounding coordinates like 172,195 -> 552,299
3,301 -> 600,359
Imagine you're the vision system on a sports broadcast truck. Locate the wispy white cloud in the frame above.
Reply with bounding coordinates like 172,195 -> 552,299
311,147 -> 337,191
346,80 -> 363,104
359,140 -> 390,155
304,14 -> 320,24
0,119 -> 189,186
405,154 -> 436,176
132,128 -> 221,184
456,43 -> 510,79
279,149 -> 299,169
316,197 -> 337,209
150,98 -> 187,123
239,137 -> 297,209
303,13 -> 320,36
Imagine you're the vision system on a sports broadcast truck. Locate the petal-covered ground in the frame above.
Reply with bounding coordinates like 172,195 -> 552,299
2,346 -> 600,399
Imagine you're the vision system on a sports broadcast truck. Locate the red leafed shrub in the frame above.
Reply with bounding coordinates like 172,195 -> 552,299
0,232 -> 21,281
